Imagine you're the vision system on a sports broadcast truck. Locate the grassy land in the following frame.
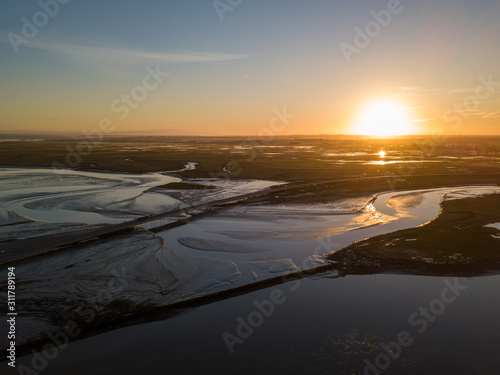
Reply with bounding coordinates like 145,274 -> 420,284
329,194 -> 500,275
1,135 -> 499,181
257,173 -> 500,205
4,135 -> 500,356
2,135 -> 500,272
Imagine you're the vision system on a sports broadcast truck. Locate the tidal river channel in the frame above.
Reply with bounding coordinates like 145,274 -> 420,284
1,168 -> 499,374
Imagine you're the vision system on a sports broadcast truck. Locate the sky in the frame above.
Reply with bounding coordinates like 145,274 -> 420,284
1,0 -> 499,136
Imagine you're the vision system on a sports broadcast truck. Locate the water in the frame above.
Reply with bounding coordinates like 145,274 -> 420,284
0,167 -> 182,224
158,185 -> 500,291
14,273 -> 500,375
2,168 -> 499,374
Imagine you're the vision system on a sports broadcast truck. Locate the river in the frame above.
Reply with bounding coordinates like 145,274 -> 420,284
1,168 -> 499,374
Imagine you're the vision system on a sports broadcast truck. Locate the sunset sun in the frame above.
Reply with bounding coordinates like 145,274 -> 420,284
353,99 -> 414,137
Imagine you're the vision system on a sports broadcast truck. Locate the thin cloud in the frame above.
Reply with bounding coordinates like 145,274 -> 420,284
482,111 -> 500,119
399,86 -> 446,92
400,86 -> 422,91
397,86 -> 448,98
448,88 -> 476,94
399,86 -> 475,95
27,40 -> 250,64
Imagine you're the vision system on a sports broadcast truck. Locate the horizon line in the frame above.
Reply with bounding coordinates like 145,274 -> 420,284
1,132 -> 500,138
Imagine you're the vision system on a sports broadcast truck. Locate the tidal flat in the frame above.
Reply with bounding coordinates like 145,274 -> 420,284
1,135 -> 499,374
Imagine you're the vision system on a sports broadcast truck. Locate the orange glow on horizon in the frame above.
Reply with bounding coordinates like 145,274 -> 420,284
351,99 -> 416,137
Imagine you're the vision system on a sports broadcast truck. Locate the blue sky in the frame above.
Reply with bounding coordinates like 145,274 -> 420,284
1,0 -> 499,135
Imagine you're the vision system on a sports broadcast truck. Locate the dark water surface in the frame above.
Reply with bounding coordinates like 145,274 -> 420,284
16,273 -> 500,375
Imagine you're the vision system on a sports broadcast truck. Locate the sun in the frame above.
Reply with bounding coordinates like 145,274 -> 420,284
352,99 -> 414,137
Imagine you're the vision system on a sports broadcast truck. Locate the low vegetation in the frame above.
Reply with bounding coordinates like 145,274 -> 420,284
329,194 -> 500,274
1,135 -> 499,182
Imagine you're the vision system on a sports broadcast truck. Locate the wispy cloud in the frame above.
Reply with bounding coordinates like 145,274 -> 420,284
482,111 -> 500,119
399,86 -> 479,96
399,86 -> 449,94
396,86 -> 448,99
400,86 -> 423,91
21,39 -> 250,64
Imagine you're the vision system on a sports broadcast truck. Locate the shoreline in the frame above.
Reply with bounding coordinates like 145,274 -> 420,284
1,165 -> 499,360
7,254 -> 500,360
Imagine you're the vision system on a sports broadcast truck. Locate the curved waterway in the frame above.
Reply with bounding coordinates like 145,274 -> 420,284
1,169 -> 499,374
1,167 -> 499,291
161,185 -> 500,290
0,167 -> 283,227
0,167 -> 182,224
